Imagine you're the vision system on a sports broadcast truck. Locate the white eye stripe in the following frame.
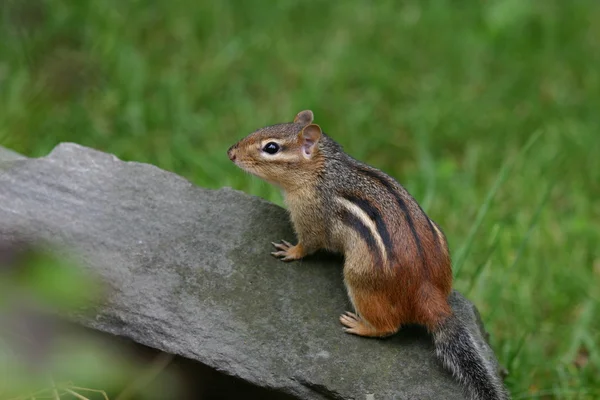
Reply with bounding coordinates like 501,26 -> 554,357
259,151 -> 298,161
260,139 -> 285,148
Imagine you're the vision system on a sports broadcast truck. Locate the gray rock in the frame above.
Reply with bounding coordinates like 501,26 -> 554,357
0,144 -> 504,400
0,146 -> 26,162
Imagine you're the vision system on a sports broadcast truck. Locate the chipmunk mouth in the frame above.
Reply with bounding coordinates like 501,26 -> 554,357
227,146 -> 248,170
227,145 -> 238,162
229,156 -> 251,171
238,162 -> 266,180
226,146 -> 263,177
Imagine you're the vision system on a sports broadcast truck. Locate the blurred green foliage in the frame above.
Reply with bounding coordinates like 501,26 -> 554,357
0,241 -> 180,399
1,0 -> 599,398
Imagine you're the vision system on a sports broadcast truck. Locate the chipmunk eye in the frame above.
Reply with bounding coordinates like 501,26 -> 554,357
262,142 -> 280,155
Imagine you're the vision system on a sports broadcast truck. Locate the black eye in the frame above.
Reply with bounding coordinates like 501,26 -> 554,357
262,142 -> 280,155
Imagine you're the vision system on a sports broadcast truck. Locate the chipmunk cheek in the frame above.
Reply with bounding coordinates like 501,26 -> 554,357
243,162 -> 262,175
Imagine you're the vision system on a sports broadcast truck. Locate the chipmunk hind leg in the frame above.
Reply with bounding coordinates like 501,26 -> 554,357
337,242 -> 403,337
339,288 -> 401,337
340,282 -> 402,338
413,283 -> 453,329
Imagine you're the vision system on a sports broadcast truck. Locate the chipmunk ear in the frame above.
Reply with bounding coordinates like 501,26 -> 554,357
293,110 -> 314,125
299,124 -> 322,158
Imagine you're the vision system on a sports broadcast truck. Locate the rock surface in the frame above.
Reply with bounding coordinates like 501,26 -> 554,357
0,146 -> 25,162
0,144 -> 504,400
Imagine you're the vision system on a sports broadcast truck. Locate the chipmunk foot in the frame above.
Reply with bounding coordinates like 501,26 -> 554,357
271,240 -> 306,262
340,311 -> 395,338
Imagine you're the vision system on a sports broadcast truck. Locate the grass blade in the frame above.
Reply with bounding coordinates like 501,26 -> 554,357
453,129 -> 543,277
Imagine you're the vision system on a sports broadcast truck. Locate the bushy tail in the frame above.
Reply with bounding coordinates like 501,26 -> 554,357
432,313 -> 509,400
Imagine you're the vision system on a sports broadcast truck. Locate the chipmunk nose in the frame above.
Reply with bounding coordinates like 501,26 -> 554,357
227,145 -> 237,161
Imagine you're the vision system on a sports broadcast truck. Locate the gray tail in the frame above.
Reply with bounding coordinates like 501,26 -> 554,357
432,313 -> 509,400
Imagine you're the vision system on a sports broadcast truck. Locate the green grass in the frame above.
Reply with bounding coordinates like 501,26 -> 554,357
1,0 -> 599,398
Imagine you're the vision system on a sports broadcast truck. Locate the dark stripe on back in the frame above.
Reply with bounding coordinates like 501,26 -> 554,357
341,193 -> 393,264
356,166 -> 426,264
339,208 -> 383,266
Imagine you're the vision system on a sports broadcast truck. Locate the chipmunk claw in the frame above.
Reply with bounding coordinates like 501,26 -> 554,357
270,240 -> 305,262
340,311 -> 363,334
270,250 -> 296,262
271,241 -> 289,251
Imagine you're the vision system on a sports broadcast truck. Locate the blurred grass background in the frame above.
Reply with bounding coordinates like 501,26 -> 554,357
1,0 -> 599,398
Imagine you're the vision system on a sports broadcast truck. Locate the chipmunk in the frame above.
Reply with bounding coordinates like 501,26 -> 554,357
227,110 -> 509,400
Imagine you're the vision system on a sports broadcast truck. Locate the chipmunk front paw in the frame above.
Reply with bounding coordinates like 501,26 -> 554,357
271,240 -> 306,262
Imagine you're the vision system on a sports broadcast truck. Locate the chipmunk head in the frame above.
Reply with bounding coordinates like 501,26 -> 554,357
228,110 -> 324,189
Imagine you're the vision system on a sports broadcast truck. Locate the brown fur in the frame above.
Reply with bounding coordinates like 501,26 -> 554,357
228,110 -> 453,334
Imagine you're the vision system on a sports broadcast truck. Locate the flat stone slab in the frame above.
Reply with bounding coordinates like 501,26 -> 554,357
0,144 -> 504,400
0,146 -> 25,162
